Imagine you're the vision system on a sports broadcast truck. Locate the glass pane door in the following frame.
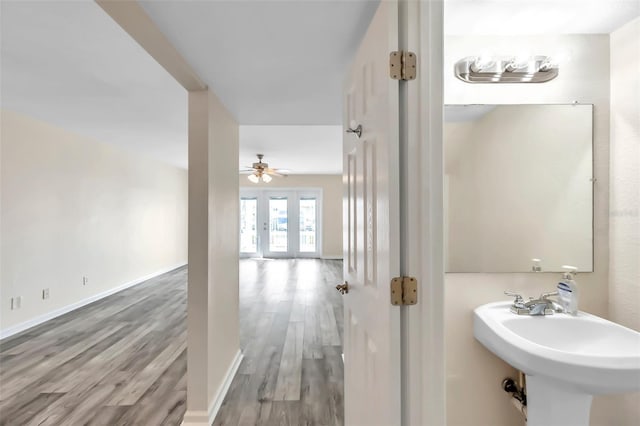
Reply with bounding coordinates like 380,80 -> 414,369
240,189 -> 321,258
299,198 -> 317,252
240,198 -> 258,254
268,197 -> 288,252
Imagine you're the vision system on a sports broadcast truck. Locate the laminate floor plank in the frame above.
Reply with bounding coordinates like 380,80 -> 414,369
0,259 -> 343,426
0,266 -> 188,426
273,322 -> 304,401
214,259 -> 344,426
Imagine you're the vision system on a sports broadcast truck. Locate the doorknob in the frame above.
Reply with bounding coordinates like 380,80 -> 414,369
336,282 -> 349,295
346,120 -> 362,138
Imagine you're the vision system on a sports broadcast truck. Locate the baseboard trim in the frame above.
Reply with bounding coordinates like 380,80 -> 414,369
0,263 -> 187,340
322,255 -> 344,260
181,349 -> 244,425
208,349 -> 243,423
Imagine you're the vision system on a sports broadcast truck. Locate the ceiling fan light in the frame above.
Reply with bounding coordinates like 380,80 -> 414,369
262,174 -> 272,183
248,174 -> 259,183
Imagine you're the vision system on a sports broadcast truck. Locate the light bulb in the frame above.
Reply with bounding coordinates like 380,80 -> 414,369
471,56 -> 495,72
538,56 -> 557,72
505,55 -> 530,72
262,174 -> 272,183
248,174 -> 259,183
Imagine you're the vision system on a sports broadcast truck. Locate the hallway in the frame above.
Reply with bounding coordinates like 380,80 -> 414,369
0,259 -> 343,425
214,259 -> 344,425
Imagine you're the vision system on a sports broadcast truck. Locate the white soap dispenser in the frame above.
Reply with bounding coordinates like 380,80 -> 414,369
557,265 -> 579,315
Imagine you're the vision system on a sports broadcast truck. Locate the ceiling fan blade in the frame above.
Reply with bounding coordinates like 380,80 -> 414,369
265,170 -> 287,177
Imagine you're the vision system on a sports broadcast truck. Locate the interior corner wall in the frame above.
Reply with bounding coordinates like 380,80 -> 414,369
605,16 -> 640,424
0,109 -> 188,334
609,16 -> 640,335
205,90 -> 240,409
444,34 -> 612,426
184,89 -> 240,423
239,174 -> 343,259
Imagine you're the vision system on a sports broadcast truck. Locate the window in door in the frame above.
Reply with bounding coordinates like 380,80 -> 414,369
269,197 -> 288,252
299,198 -> 317,253
240,198 -> 258,254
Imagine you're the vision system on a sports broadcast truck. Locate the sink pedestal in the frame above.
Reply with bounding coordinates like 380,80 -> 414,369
526,375 -> 593,426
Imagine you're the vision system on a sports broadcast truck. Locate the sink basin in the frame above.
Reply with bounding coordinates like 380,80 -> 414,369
474,301 -> 640,425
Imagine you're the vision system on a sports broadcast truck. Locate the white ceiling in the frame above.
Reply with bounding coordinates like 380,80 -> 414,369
239,126 -> 343,174
138,0 -> 379,125
445,0 -> 640,35
2,1 -> 638,173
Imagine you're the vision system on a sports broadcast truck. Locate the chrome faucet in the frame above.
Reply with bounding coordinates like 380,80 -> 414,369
505,290 -> 564,316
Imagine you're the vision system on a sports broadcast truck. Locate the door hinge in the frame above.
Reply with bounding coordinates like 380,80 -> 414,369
389,51 -> 417,81
390,276 -> 418,305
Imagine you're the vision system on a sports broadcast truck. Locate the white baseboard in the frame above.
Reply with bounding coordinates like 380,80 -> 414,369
322,255 -> 344,260
208,349 -> 243,423
182,349 -> 244,425
0,263 -> 187,340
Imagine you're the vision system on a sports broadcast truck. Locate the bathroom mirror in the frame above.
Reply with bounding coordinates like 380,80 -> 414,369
444,104 -> 593,273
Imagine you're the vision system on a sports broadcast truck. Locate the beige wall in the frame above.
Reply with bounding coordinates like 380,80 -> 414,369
0,109 -> 188,333
239,174 -> 343,258
444,34 -> 615,426
606,16 -> 640,423
184,89 -> 240,423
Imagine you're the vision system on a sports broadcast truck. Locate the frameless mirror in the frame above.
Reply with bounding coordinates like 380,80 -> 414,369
444,104 -> 593,273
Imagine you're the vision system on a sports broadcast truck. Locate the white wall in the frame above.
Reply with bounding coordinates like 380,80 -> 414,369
239,174 -> 343,258
444,34 -> 614,426
606,16 -> 640,424
0,109 -> 188,334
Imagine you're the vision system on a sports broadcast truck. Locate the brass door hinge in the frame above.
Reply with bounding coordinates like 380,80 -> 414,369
389,51 -> 417,81
390,276 -> 418,305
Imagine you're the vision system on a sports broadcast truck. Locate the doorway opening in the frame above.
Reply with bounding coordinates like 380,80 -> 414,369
240,188 -> 322,258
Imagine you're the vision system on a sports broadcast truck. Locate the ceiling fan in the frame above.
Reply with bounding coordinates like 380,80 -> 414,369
240,154 -> 289,183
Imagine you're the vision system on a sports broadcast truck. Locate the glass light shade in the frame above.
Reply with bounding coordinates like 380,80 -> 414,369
262,174 -> 272,183
247,174 -> 259,183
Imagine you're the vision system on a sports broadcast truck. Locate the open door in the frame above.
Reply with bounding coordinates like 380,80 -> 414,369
341,1 -> 401,425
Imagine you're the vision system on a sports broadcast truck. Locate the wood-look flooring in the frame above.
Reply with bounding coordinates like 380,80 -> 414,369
213,259 -> 344,426
0,266 -> 188,426
0,259 -> 344,426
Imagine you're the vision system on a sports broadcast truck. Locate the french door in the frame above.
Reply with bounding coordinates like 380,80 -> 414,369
240,189 -> 321,258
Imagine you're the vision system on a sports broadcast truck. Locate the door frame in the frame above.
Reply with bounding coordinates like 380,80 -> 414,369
399,1 -> 446,425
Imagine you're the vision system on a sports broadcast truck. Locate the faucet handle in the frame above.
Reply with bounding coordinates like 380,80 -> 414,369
540,291 -> 559,300
504,291 -> 524,303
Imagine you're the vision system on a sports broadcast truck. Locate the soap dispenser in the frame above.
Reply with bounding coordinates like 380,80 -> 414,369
557,265 -> 579,315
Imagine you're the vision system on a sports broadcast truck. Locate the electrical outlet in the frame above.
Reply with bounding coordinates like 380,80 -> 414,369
42,288 -> 50,299
82,276 -> 88,286
15,296 -> 22,309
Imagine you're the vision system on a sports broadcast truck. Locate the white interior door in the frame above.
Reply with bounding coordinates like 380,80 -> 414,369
341,1 -> 401,425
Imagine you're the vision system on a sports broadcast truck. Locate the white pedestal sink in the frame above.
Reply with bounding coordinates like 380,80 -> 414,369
474,302 -> 640,426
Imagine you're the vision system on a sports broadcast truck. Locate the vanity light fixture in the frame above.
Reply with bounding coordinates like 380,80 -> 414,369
454,55 -> 558,83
